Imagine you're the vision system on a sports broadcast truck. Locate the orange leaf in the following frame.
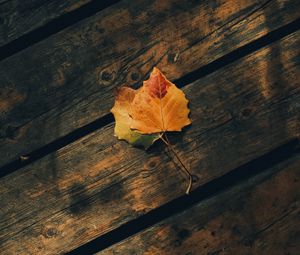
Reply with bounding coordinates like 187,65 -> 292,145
130,67 -> 191,134
111,67 -> 193,194
111,87 -> 160,149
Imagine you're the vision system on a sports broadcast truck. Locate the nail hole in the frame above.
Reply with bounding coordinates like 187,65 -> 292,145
149,161 -> 157,168
241,108 -> 252,117
177,228 -> 190,240
101,71 -> 113,81
130,72 -> 140,81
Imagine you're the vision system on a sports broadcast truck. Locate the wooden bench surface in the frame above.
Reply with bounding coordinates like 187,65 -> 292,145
1,0 -> 299,168
99,154 -> 300,255
0,0 -> 299,254
0,0 -> 102,47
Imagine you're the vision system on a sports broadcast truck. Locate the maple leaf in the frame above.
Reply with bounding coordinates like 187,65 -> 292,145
111,86 -> 160,149
130,67 -> 191,134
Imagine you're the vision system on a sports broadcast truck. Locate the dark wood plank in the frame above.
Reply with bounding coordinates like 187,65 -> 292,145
1,0 -> 299,167
0,31 -> 299,254
99,155 -> 300,255
0,0 -> 94,47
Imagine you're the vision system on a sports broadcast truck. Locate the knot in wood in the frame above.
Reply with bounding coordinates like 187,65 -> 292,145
147,158 -> 159,169
43,227 -> 58,238
99,68 -> 116,86
241,108 -> 252,117
127,67 -> 141,84
101,70 -> 113,81
130,72 -> 140,81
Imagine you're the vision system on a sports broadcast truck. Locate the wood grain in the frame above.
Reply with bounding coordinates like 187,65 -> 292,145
0,31 -> 299,254
0,0 -> 93,47
99,155 -> 300,255
1,0 -> 299,167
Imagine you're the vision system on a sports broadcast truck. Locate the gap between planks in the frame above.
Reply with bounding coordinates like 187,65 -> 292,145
96,153 -> 300,255
1,0 -> 300,169
68,140 -> 300,254
1,16 -> 300,178
0,0 -> 122,60
0,30 -> 299,254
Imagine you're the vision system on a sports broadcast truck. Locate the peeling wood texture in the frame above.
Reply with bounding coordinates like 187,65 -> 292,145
1,0 -> 300,167
0,30 -> 299,254
99,155 -> 300,255
0,0 -> 93,47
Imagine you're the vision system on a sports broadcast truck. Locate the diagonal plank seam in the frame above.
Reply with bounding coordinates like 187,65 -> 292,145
183,0 -> 273,51
0,39 -> 162,135
2,89 -> 299,239
176,17 -> 300,86
207,205 -> 298,254
188,90 -> 300,144
255,206 -> 298,237
0,18 -> 299,178
66,140 -> 300,254
0,0 -> 122,61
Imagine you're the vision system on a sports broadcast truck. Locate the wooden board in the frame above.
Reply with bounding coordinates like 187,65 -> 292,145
0,31 -> 299,254
0,0 -> 94,47
99,155 -> 300,255
1,0 -> 299,167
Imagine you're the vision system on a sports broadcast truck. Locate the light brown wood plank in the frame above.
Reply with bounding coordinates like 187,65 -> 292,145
1,0 -> 299,167
0,31 -> 299,254
0,0 -> 94,47
99,155 -> 300,255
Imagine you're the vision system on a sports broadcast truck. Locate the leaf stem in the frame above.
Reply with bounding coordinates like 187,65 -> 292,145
160,133 -> 193,195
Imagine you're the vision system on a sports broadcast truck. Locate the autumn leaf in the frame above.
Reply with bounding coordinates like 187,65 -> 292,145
111,86 -> 160,149
111,67 -> 193,194
130,67 -> 191,134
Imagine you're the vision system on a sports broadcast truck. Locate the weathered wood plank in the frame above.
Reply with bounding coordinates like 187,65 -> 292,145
0,31 -> 299,254
99,155 -> 300,255
1,0 -> 299,167
0,0 -> 94,47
